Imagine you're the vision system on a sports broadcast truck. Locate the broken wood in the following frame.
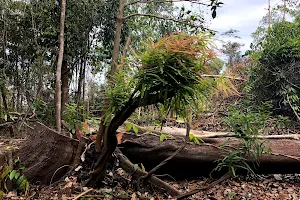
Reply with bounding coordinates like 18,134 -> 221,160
119,133 -> 300,178
19,122 -> 78,184
114,148 -> 181,196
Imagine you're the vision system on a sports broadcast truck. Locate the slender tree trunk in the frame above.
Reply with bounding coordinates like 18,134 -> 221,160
82,54 -> 86,105
55,0 -> 67,133
268,0 -> 271,27
283,0 -> 286,21
77,58 -> 83,105
1,1 -> 7,113
0,84 -> 8,113
61,60 -> 69,115
110,0 -> 124,83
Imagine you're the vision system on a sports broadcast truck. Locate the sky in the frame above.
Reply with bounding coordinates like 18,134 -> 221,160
209,0 -> 275,52
177,0 -> 281,53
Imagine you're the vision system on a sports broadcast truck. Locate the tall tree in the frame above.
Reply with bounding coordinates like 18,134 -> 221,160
55,0 -> 67,133
90,0 -> 224,186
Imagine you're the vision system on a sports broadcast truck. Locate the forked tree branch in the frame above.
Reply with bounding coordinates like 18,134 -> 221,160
124,13 -> 204,28
287,94 -> 300,122
125,0 -> 210,7
201,74 -> 246,81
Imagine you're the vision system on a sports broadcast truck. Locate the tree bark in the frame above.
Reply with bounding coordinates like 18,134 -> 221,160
76,58 -> 83,105
82,54 -> 86,106
61,60 -> 69,116
119,134 -> 300,178
55,0 -> 67,133
0,83 -> 8,113
110,0 -> 125,83
86,96 -> 140,187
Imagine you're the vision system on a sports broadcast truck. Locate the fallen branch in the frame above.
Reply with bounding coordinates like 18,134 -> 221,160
287,94 -> 300,122
73,188 -> 94,200
121,123 -> 300,140
175,173 -> 231,199
137,140 -> 187,189
114,148 -> 181,196
137,124 -> 191,187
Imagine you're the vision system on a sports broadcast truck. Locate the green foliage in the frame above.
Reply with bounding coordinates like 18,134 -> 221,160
136,33 -> 217,117
125,123 -> 139,134
106,68 -> 136,117
189,133 -> 204,145
0,164 -> 29,195
63,103 -> 87,134
104,33 -> 222,128
159,133 -> 170,142
32,100 -> 55,124
212,103 -> 270,177
248,16 -> 300,116
275,115 -> 291,128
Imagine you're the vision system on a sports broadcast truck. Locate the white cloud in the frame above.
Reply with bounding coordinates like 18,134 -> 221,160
210,4 -> 267,30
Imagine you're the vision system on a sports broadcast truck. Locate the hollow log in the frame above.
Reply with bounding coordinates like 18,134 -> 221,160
119,134 -> 300,179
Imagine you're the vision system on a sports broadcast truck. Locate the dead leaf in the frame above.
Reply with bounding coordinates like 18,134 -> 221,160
232,181 -> 240,187
75,165 -> 82,172
82,120 -> 88,132
75,124 -> 84,140
274,174 -> 283,181
89,134 -> 97,141
116,133 -> 123,144
131,193 -> 137,200
279,193 -> 290,200
63,182 -> 73,189
5,191 -> 17,198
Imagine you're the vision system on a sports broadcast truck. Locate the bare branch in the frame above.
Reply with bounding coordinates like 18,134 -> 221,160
124,13 -> 203,28
287,94 -> 300,122
201,74 -> 246,81
125,0 -> 210,7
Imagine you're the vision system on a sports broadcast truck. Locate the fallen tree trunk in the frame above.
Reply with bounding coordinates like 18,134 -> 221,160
19,122 -> 78,184
122,122 -> 300,140
119,134 -> 300,179
11,122 -> 300,184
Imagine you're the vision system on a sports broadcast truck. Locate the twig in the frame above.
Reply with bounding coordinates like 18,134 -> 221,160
271,152 -> 300,161
0,122 -> 13,127
156,174 -> 176,181
124,13 -> 204,29
287,94 -> 300,122
125,0 -> 209,7
73,188 -> 93,200
175,172 -> 231,199
23,122 -> 34,130
137,121 -> 191,191
137,140 -> 186,187
49,165 -> 72,186
201,74 -> 246,81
